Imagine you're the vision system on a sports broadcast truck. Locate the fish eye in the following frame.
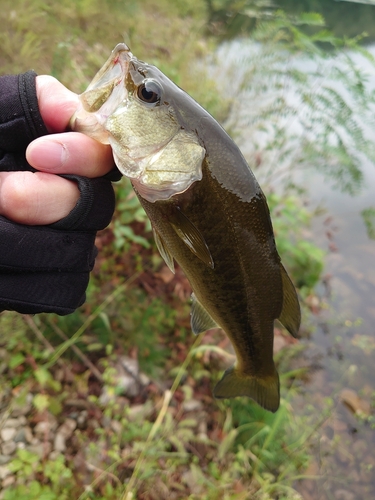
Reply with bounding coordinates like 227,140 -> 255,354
136,79 -> 162,105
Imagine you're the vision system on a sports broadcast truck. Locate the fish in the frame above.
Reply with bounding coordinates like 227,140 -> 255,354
71,43 -> 301,412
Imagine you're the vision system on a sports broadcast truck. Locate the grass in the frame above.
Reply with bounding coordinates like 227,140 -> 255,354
0,307 -> 313,499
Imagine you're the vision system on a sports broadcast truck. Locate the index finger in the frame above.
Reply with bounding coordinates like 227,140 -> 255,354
26,132 -> 115,178
36,75 -> 79,133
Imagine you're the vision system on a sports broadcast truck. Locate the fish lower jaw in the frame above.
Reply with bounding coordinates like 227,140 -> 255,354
130,176 -> 197,203
114,148 -> 203,203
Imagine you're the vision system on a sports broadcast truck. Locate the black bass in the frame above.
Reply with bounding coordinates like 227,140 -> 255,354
71,43 -> 301,412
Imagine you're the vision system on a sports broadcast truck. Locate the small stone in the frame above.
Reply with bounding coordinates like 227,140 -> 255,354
335,489 -> 355,500
34,421 -> 52,439
0,465 -> 11,480
2,474 -> 15,488
14,429 -> 26,443
120,356 -> 139,377
181,470 -> 203,495
77,410 -> 88,429
3,418 -> 22,429
139,373 -> 150,386
101,415 -> 111,429
34,414 -> 58,439
111,420 -> 122,434
99,386 -> 114,406
182,399 -> 203,412
117,374 -> 139,398
0,455 -> 11,466
49,450 -> 61,461
53,418 -> 77,452
340,388 -> 371,416
28,442 -> 52,458
17,416 -> 27,426
0,428 -> 16,442
1,441 -> 16,456
54,433 -> 66,453
24,427 -> 34,443
127,404 -> 150,421
198,419 -> 208,439
14,427 -> 33,444
87,418 -> 100,430
57,418 -> 77,437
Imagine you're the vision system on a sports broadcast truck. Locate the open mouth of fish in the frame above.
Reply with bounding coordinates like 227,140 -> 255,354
71,43 -> 132,144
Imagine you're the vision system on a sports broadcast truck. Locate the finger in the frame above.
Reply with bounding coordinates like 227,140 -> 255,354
0,171 -> 80,225
26,132 -> 114,178
36,75 -> 79,133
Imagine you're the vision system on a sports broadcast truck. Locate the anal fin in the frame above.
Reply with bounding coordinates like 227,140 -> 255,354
190,293 -> 217,335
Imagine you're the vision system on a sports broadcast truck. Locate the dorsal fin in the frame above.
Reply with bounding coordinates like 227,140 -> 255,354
278,264 -> 301,338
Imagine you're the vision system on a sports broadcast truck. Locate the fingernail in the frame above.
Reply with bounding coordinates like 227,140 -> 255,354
27,138 -> 68,171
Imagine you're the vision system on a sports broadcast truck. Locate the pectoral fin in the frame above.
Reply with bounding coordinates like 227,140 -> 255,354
170,208 -> 214,269
278,264 -> 301,338
153,228 -> 175,273
190,293 -> 217,335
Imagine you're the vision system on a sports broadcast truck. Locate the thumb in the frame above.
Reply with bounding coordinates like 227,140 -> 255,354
36,75 -> 79,133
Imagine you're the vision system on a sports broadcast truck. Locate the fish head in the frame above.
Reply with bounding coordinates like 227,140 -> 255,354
71,43 -> 206,202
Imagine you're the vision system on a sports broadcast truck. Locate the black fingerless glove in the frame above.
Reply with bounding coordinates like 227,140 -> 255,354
0,71 -> 120,315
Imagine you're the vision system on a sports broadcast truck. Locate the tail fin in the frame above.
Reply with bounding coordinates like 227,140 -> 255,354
213,366 -> 280,412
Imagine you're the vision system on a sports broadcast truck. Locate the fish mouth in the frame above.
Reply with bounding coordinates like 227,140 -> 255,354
70,43 -> 133,142
82,43 -> 132,109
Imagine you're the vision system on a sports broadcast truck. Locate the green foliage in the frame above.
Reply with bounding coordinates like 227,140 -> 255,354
268,193 -> 325,289
5,450 -> 73,500
218,12 -> 375,197
361,206 -> 375,239
112,180 -> 151,251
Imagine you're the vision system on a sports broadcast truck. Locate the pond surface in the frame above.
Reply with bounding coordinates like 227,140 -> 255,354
296,159 -> 375,500
216,36 -> 375,499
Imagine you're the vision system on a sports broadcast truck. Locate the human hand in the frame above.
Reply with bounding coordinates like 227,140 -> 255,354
0,75 -> 115,225
0,71 -> 119,315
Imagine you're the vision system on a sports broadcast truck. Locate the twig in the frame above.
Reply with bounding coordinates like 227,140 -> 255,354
22,315 -> 65,368
47,318 -> 103,383
43,273 -> 140,369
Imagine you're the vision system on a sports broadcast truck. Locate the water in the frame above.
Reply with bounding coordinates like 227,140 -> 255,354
216,39 -> 375,499
297,160 -> 375,500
